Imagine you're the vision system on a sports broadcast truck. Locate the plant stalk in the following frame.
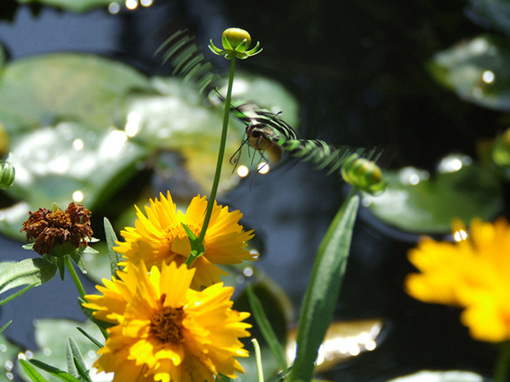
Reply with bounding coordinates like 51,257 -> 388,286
494,340 -> 510,382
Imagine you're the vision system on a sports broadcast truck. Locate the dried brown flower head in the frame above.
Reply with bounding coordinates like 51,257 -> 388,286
21,202 -> 93,256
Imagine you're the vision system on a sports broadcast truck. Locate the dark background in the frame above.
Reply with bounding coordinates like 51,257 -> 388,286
0,0 -> 503,381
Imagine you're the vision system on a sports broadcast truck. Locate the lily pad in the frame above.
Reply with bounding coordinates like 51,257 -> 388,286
0,334 -> 22,382
363,154 -> 502,233
16,0 -> 112,13
387,370 -> 487,382
0,53 -> 152,131
18,318 -> 104,382
0,122 -> 148,240
429,34 -> 510,111
469,0 -> 510,36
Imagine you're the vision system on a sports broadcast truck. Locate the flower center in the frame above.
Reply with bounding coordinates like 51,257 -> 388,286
149,299 -> 185,343
47,210 -> 72,229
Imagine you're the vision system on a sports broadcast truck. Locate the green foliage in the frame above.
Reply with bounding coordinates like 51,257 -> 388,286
0,258 -> 57,298
103,217 -> 123,278
15,0 -> 111,13
19,360 -> 49,382
290,193 -> 360,382
28,360 -> 81,382
364,155 -> 502,233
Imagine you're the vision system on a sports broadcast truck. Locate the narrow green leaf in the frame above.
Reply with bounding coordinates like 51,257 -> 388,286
268,366 -> 293,382
0,258 -> 57,296
19,359 -> 49,382
73,356 -> 92,382
290,194 -> 360,382
29,359 -> 81,382
70,249 -> 88,275
57,256 -> 66,281
76,327 -> 103,349
246,284 -> 287,371
0,320 -> 12,333
104,217 -> 123,278
66,338 -> 88,380
0,283 -> 36,306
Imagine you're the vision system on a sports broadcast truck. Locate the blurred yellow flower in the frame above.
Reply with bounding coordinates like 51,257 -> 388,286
83,261 -> 251,382
115,191 -> 256,289
406,218 -> 510,343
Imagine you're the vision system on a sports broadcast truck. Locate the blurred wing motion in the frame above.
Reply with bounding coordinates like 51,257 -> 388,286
155,28 -> 221,94
228,100 -> 382,175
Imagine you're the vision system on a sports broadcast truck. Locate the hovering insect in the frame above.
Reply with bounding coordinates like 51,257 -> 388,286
218,94 -> 375,177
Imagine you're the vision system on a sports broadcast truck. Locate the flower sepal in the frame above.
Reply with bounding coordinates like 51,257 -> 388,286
182,222 -> 205,267
209,27 -> 262,60
341,154 -> 388,195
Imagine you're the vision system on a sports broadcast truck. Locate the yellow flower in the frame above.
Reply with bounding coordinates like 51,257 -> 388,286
115,191 -> 256,289
83,261 -> 251,382
405,218 -> 510,343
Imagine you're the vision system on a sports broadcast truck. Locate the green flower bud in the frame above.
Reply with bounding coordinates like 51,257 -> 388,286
341,154 -> 388,195
0,161 -> 15,189
222,28 -> 251,50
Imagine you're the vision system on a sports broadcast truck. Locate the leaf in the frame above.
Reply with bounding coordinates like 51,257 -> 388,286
66,338 -> 88,380
0,284 -> 36,307
182,223 -> 205,266
268,367 -> 293,382
290,194 -> 360,382
364,154 -> 502,233
19,359 -> 49,382
15,0 -> 112,13
104,217 -> 123,278
28,360 -> 81,382
0,258 -> 57,296
0,321 -> 11,334
246,284 -> 287,371
57,256 -> 65,281
75,327 -> 103,349
429,34 -> 510,111
73,357 -> 92,382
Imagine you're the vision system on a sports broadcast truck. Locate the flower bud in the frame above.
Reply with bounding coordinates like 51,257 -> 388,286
222,28 -> 251,50
341,155 -> 388,195
0,161 -> 15,189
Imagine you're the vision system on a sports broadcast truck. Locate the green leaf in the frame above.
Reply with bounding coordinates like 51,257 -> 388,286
246,284 -> 287,371
73,357 -> 92,382
0,258 -> 57,296
75,327 -> 103,349
57,257 -> 65,281
69,250 -> 88,275
0,321 -> 11,334
429,34 -> 510,111
66,338 -> 88,381
15,0 -> 112,12
104,217 -> 123,278
19,359 -> 49,382
290,194 -> 360,382
268,367 -> 293,382
364,155 -> 502,233
0,284 -> 36,307
28,360 -> 81,382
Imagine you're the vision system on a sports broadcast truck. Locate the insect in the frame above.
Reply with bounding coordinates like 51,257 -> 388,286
220,94 -> 373,177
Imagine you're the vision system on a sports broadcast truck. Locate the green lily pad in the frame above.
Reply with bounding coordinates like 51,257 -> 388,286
0,334 -> 22,382
429,34 -> 510,111
16,0 -> 112,13
364,154 -> 502,233
18,319 -> 103,382
0,122 -> 148,240
469,0 -> 510,36
0,53 -> 152,131
387,370 -> 487,382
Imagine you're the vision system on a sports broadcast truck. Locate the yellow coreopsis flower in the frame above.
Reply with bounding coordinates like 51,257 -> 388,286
115,191 -> 256,289
405,218 -> 510,343
83,261 -> 251,382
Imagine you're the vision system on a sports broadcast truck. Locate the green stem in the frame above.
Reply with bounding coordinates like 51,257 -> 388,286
252,338 -> 264,382
186,56 -> 237,267
65,256 -> 86,300
494,340 -> 510,382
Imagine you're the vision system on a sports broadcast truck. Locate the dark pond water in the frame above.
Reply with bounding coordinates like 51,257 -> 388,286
0,0 -> 503,381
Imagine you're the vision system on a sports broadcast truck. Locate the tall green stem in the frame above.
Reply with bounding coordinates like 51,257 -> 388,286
65,256 -> 86,300
185,56 -> 237,267
494,340 -> 510,382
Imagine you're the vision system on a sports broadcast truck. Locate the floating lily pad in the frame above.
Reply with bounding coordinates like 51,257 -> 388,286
16,0 -> 112,13
364,154 -> 502,233
0,334 -> 22,382
387,370 -> 487,382
469,0 -> 510,36
0,122 -> 148,240
18,319 -> 104,382
0,53 -> 152,131
429,34 -> 510,111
